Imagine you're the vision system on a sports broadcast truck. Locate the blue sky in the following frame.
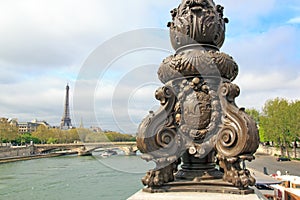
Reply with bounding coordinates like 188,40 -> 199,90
0,0 -> 299,133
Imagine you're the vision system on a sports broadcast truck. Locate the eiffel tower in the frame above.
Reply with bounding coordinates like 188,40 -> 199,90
60,84 -> 72,129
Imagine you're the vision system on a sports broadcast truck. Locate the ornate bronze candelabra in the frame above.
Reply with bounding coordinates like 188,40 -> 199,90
137,0 -> 259,194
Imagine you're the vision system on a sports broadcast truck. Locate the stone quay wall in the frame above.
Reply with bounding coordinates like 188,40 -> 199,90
0,146 -> 34,158
257,145 -> 300,158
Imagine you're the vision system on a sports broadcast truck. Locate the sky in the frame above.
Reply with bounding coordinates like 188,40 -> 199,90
0,0 -> 299,133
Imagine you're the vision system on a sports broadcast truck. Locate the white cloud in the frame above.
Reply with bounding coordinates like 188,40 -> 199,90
224,25 -> 300,110
0,76 -> 68,124
287,17 -> 300,24
0,0 -> 299,133
217,0 -> 276,18
0,0 -> 177,69
215,0 -> 277,34
223,25 -> 300,77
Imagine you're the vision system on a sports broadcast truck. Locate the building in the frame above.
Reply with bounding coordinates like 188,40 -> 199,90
89,126 -> 103,133
18,119 -> 50,134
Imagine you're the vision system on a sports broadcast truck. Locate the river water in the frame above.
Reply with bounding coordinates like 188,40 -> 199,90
0,154 -> 155,200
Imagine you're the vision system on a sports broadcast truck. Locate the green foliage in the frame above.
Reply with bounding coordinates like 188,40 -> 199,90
245,99 -> 300,147
32,126 -> 50,144
75,128 -> 108,143
85,132 -> 107,143
0,119 -> 136,145
31,127 -> 81,144
16,133 -> 40,145
261,98 -> 298,143
289,100 -> 300,140
30,127 -> 135,144
259,98 -> 300,157
245,108 -> 260,124
47,137 -> 58,144
104,131 -> 136,142
0,118 -> 18,143
245,108 -> 266,141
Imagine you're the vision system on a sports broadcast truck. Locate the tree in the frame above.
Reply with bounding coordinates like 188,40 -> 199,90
245,108 -> 260,124
76,128 -> 90,142
85,132 -> 107,143
31,126 -> 135,144
68,129 -> 80,143
32,126 -> 52,144
245,108 -> 266,142
289,100 -> 300,158
104,131 -> 136,142
260,98 -> 294,157
0,118 -> 18,145
15,133 -> 40,145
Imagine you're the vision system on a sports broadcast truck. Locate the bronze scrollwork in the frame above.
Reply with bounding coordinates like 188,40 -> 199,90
137,0 -> 259,193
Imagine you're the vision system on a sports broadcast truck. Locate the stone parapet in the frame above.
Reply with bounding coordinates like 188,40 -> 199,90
257,145 -> 300,158
128,189 -> 265,200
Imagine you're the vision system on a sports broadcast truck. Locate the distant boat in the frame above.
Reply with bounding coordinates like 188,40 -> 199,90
100,150 -> 117,157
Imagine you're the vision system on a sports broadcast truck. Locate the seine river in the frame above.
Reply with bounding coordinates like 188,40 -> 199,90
0,154 -> 155,200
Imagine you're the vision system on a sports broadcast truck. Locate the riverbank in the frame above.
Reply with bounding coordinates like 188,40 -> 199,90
0,152 -> 76,164
256,145 -> 300,159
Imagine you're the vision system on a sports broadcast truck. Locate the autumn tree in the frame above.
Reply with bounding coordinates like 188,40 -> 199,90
31,127 -> 135,144
32,125 -> 52,144
105,131 -> 136,142
68,129 -> 80,143
0,118 -> 18,145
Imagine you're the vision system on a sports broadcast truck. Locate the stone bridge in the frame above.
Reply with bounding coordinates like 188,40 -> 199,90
34,142 -> 138,156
